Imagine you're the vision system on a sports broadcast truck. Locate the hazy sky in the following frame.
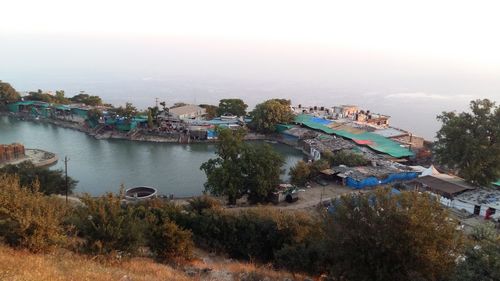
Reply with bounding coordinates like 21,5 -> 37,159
1,0 -> 500,138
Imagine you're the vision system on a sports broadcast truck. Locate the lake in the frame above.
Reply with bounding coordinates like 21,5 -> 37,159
0,116 -> 303,196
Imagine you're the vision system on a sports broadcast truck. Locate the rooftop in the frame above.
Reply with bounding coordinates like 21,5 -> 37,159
169,105 -> 204,116
409,175 -> 476,199
456,189 -> 500,210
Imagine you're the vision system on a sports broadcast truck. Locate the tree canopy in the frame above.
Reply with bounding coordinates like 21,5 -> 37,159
324,190 -> 463,281
452,223 -> 500,281
199,104 -> 219,119
0,81 -> 21,106
250,99 -> 294,133
0,161 -> 77,195
70,92 -> 103,106
217,99 -> 248,117
434,99 -> 500,186
113,102 -> 138,119
200,127 -> 284,204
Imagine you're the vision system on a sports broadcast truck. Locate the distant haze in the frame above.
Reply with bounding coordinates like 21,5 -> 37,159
1,0 -> 499,139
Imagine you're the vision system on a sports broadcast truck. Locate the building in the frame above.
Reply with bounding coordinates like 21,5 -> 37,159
333,105 -> 359,118
169,105 -> 206,120
407,175 -> 475,200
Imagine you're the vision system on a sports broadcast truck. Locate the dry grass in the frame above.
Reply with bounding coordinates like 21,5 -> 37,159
0,245 -> 311,281
0,244 -> 190,281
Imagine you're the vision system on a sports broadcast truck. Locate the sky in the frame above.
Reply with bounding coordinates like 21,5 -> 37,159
1,0 -> 500,139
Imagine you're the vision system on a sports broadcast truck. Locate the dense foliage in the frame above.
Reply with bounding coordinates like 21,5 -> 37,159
324,150 -> 369,167
0,81 -> 20,106
250,99 -> 294,133
176,202 -> 320,263
434,99 -> 500,186
113,102 -> 138,118
323,189 -> 463,281
451,223 -> 500,281
70,92 -> 103,106
0,161 -> 77,195
289,160 -> 312,186
200,127 -> 284,204
0,175 -> 69,252
217,98 -> 248,117
199,104 -> 219,119
73,193 -> 146,255
289,159 -> 330,187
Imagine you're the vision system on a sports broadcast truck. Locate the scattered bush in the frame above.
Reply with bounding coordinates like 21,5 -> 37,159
147,218 -> 194,261
73,193 -> 145,255
187,195 -> 222,214
0,174 -> 69,252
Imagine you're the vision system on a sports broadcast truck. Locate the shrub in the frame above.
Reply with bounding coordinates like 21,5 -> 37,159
187,195 -> 222,214
289,160 -> 311,186
147,218 -> 194,261
73,193 -> 145,255
179,207 -> 319,263
325,150 -> 369,167
0,161 -> 78,195
0,174 -> 68,252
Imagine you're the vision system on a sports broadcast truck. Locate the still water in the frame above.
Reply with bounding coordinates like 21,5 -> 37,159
0,116 -> 303,196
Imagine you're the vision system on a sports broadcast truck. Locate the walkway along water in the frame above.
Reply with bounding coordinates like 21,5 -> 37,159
0,116 -> 303,196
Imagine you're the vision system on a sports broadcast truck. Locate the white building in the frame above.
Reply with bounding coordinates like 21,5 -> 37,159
169,105 -> 206,120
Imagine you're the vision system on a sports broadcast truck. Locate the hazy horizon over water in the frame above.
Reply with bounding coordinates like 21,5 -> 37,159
2,35 -> 499,140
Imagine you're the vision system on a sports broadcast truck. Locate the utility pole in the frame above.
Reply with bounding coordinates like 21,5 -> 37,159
64,156 -> 69,204
155,97 -> 159,108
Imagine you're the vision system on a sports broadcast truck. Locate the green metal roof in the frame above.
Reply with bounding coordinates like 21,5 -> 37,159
494,180 -> 500,187
294,114 -> 414,158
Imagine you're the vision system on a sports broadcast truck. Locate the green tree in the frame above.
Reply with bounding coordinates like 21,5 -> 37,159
114,102 -> 137,119
452,223 -> 500,281
71,92 -> 103,106
250,99 -> 294,133
0,81 -> 21,106
325,150 -> 369,167
147,109 -> 154,128
87,108 -> 102,123
54,90 -> 70,104
200,127 -> 284,204
434,99 -> 500,186
199,104 -> 219,119
0,161 -> 77,195
217,99 -> 248,117
200,127 -> 246,204
289,160 -> 311,186
25,90 -> 55,103
324,189 -> 463,281
242,144 -> 284,203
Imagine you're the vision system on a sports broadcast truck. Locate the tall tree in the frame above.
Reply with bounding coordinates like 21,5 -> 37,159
200,127 -> 284,204
114,102 -> 137,119
452,223 -> 500,281
199,104 -> 219,119
250,99 -> 294,133
324,190 -> 463,281
217,99 -> 248,117
200,128 -> 246,204
434,99 -> 500,186
0,81 -> 21,106
242,144 -> 284,203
